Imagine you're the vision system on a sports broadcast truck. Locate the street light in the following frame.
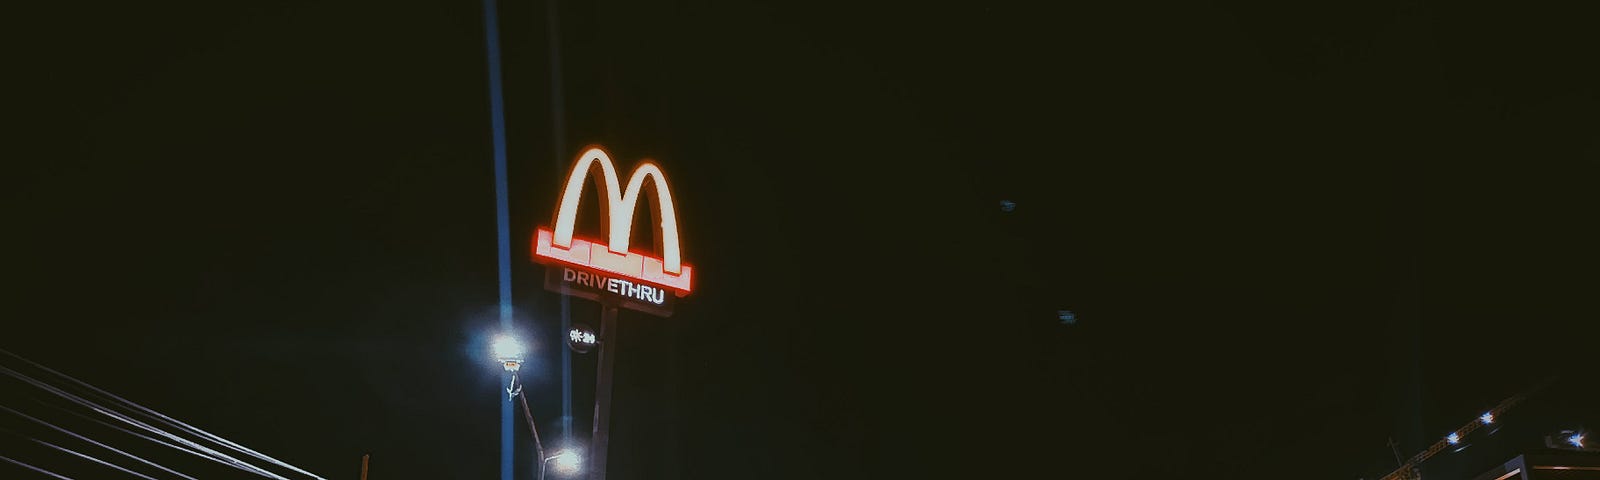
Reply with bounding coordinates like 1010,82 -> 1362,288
491,334 -> 524,480
543,449 -> 582,478
493,334 -> 572,480
492,334 -> 525,372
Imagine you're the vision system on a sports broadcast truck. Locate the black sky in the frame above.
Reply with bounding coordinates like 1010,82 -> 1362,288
5,0 -> 1597,479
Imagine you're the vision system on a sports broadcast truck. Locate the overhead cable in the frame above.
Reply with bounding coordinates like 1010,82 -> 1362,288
0,406 -> 199,480
40,400 -> 282,477
1,350 -> 325,480
5,429 -> 159,480
0,366 -> 286,479
1,454 -> 75,480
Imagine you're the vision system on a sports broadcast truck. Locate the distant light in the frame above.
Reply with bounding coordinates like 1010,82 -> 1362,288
1570,433 -> 1586,449
1058,310 -> 1077,325
1446,433 -> 1460,445
1480,412 -> 1494,424
549,449 -> 582,475
566,324 -> 598,354
999,200 -> 1016,212
492,334 -> 525,371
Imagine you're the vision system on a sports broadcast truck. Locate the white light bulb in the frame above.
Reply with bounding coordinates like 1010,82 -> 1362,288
492,335 -> 523,360
551,450 -> 582,474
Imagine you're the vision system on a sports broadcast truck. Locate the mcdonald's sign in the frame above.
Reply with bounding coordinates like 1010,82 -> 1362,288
533,146 -> 692,316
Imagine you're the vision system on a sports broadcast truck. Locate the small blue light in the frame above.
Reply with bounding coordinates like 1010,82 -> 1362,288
1058,310 -> 1076,324
1569,433 -> 1585,449
999,200 -> 1016,212
1480,412 -> 1494,424
1446,433 -> 1460,445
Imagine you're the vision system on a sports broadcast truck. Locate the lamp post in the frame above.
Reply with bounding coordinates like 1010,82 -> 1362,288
493,334 -> 524,480
497,334 -> 583,480
516,376 -> 583,480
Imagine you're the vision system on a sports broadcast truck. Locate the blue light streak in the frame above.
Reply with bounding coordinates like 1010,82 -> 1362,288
544,0 -> 572,443
480,0 -> 513,478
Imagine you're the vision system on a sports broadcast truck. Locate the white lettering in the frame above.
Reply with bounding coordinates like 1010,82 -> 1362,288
566,268 -> 673,306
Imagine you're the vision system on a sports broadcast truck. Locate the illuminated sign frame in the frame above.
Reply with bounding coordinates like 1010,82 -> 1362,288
533,146 -> 692,316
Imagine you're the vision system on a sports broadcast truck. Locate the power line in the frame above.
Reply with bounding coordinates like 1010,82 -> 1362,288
1,454 -> 75,480
1,349 -> 323,479
0,365 -> 286,479
38,399 -> 282,477
1,405 -> 199,480
5,428 -> 159,480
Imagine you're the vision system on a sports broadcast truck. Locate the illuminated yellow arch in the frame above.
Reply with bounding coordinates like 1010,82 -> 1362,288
550,146 -> 683,274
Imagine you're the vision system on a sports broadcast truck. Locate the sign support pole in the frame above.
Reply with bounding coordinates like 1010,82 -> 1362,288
589,304 -> 619,480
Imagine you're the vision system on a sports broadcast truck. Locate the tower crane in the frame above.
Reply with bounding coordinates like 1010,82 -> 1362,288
1378,376 -> 1559,480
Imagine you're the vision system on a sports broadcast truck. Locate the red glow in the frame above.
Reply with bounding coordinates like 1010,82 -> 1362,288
534,228 -> 693,294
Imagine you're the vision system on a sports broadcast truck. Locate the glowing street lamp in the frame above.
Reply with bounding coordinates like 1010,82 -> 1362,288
493,334 -> 525,372
543,449 -> 582,478
491,333 -> 577,480
490,333 -> 526,480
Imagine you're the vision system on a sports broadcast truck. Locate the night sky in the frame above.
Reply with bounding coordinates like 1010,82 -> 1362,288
6,1 -> 1596,479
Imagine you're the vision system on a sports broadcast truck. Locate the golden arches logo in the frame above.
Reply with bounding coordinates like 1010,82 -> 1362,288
533,146 -> 693,294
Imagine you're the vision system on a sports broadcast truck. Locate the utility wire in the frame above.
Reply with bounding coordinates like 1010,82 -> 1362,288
4,428 -> 159,480
1,405 -> 200,480
0,350 -> 323,479
1,454 -> 75,480
0,366 -> 287,480
38,399 -> 279,477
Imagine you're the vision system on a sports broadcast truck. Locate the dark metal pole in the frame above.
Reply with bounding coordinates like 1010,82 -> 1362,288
502,371 -> 515,480
516,383 -> 547,480
589,305 -> 619,480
